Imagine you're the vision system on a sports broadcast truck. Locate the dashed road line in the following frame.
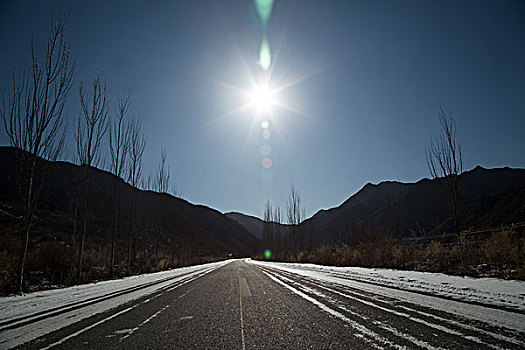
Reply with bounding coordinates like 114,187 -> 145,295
36,266 -> 218,349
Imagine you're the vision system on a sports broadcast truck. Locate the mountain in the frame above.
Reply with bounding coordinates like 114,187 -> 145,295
305,166 -> 525,243
227,166 -> 525,244
225,212 -> 264,239
0,147 -> 258,257
5,141 -> 522,256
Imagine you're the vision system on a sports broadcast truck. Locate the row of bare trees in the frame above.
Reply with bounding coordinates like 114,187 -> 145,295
73,75 -> 148,281
261,185 -> 312,260
71,74 -> 175,282
1,12 -> 178,292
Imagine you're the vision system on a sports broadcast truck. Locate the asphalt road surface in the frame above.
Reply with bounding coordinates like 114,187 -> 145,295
12,259 -> 525,349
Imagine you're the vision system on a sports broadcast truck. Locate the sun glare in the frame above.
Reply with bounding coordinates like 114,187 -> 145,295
248,84 -> 275,113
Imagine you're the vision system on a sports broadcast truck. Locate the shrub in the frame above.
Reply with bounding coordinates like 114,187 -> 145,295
481,229 -> 521,275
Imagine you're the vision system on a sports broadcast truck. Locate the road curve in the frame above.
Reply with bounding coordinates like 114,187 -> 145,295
8,259 -> 525,349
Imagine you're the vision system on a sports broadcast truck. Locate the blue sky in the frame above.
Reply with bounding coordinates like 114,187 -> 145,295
1,0 -> 524,219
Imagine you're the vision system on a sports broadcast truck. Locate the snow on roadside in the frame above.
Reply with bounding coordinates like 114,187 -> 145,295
248,260 -> 525,312
0,260 -> 232,349
0,259 -> 231,323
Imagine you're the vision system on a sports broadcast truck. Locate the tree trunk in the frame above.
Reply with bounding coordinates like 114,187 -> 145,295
143,231 -> 147,267
16,222 -> 31,294
155,228 -> 160,267
72,202 -> 78,246
77,211 -> 87,283
110,181 -> 119,278
16,160 -> 35,294
127,200 -> 134,270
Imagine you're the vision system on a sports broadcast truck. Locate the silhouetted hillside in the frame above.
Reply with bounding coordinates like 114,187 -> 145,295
225,212 -> 264,239
0,146 -> 258,259
305,166 -> 525,243
228,166 -> 525,244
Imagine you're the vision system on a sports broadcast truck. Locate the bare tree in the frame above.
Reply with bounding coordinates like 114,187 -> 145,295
170,184 -> 184,198
108,93 -> 131,276
286,185 -> 303,259
153,147 -> 170,265
262,200 -> 273,256
76,74 -> 109,282
66,183 -> 80,247
126,116 -> 146,269
426,107 -> 463,234
155,147 -> 170,194
1,11 -> 74,293
140,171 -> 153,191
273,205 -> 282,258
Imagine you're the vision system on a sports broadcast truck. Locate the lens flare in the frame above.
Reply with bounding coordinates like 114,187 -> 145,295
262,129 -> 271,140
262,157 -> 272,168
255,0 -> 274,26
259,35 -> 271,70
260,144 -> 271,156
264,248 -> 272,259
261,120 -> 269,129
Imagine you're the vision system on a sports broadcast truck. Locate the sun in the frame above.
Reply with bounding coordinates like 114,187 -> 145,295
247,84 -> 276,113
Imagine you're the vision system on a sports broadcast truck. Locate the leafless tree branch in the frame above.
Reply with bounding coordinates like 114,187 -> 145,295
1,10 -> 74,293
75,74 -> 109,283
426,107 -> 463,235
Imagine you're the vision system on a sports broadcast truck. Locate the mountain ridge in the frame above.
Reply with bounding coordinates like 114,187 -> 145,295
0,146 -> 258,258
227,166 -> 525,242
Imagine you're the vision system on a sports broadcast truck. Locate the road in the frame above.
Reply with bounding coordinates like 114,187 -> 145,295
6,259 -> 525,349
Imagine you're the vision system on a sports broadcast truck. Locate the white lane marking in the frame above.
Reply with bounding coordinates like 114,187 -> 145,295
40,305 -> 138,350
119,304 -> 170,342
238,274 -> 247,350
164,274 -> 204,292
261,270 -> 404,350
40,265 -> 219,349
175,316 -> 193,322
119,284 -> 196,342
239,278 -> 252,298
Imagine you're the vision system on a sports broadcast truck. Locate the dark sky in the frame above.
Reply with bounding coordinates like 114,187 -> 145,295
1,0 -> 524,219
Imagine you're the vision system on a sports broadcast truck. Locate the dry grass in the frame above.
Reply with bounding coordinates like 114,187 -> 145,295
288,228 -> 524,280
0,227 -> 229,295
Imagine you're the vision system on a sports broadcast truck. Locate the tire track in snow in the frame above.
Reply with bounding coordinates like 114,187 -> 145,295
260,269 -> 407,350
261,264 -> 523,350
261,267 -> 446,350
291,270 -> 524,349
